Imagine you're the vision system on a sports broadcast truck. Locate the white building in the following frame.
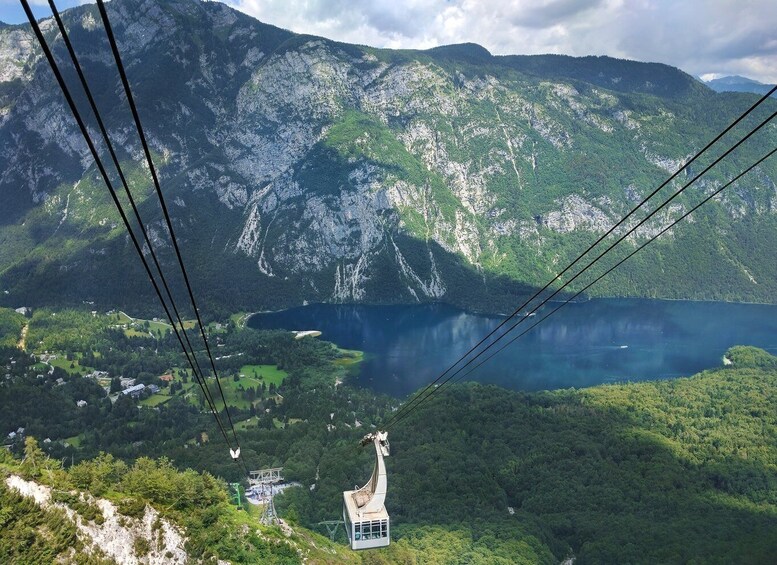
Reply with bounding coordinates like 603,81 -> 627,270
121,384 -> 145,397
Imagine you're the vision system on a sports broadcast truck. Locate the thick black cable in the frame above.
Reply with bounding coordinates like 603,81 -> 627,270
387,108 -> 777,429
438,146 -> 777,396
19,0 -> 235,453
24,0 -> 230,448
389,110 -> 776,426
395,108 -> 776,417
383,84 -> 777,428
94,0 -> 242,447
388,141 -> 777,430
46,0 -> 223,432
95,0 -> 244,460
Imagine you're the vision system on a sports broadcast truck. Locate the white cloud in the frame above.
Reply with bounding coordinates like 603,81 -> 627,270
0,0 -> 93,24
223,0 -> 777,83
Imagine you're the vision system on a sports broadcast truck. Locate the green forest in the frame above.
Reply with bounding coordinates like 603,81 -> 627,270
1,307 -> 775,563
0,441 -> 325,564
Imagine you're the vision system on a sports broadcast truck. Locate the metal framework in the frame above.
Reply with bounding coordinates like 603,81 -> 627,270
260,486 -> 279,526
248,467 -> 283,486
317,520 -> 346,541
250,467 -> 284,525
228,482 -> 243,509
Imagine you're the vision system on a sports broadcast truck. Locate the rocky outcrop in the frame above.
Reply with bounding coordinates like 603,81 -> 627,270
6,475 -> 188,565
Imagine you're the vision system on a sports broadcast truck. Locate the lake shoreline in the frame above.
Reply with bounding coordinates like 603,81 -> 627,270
245,296 -> 777,326
246,299 -> 777,398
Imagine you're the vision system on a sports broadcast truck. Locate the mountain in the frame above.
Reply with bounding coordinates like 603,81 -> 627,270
704,75 -> 776,96
1,0 -> 776,316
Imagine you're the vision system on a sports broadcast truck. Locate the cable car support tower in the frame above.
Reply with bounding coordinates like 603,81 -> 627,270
249,467 -> 284,526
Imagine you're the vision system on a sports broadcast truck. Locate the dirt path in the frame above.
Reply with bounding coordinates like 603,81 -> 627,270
17,323 -> 28,350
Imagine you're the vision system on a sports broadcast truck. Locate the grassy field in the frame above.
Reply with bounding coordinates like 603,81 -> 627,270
230,312 -> 251,328
64,435 -> 82,448
181,376 -> 259,410
178,382 -> 197,403
139,394 -> 171,407
87,356 -> 290,413
216,376 -> 261,410
332,348 -> 364,367
113,311 -> 197,338
234,417 -> 259,431
238,364 -> 287,387
114,311 -> 133,324
124,327 -> 151,338
197,366 -> 289,410
48,356 -> 95,376
147,320 -> 172,333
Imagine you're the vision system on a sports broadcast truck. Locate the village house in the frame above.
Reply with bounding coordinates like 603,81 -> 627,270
119,377 -> 136,389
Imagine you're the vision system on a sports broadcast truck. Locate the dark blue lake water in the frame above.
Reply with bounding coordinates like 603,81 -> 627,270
247,300 -> 777,397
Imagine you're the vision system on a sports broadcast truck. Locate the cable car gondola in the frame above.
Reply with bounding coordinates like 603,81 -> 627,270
343,431 -> 390,550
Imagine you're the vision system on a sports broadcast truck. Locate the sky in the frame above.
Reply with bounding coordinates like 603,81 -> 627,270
2,0 -> 776,84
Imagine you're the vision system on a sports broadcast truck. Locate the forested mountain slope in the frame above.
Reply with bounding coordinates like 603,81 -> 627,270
257,344 -> 776,564
3,327 -> 776,563
1,441 -> 355,564
704,75 -> 777,96
1,0 -> 776,314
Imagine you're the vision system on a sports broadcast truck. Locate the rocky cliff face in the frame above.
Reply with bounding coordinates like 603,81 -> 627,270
1,0 -> 776,313
6,474 -> 189,564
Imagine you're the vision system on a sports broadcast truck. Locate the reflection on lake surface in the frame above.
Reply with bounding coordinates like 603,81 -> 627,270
247,299 -> 777,397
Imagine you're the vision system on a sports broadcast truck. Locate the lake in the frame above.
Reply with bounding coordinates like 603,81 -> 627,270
247,300 -> 777,397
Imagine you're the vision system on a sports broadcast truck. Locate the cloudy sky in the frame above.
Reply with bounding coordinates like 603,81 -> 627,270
2,0 -> 776,83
